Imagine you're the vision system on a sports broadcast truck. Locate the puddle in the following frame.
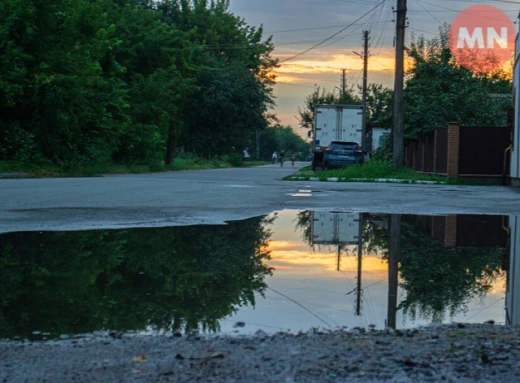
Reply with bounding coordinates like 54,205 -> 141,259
0,211 -> 517,340
223,184 -> 255,188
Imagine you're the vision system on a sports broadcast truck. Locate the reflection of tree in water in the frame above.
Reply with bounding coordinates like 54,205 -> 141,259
0,217 -> 273,339
397,220 -> 504,323
295,210 -> 312,245
302,213 -> 504,323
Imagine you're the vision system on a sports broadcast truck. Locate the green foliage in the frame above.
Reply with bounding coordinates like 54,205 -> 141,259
251,125 -> 311,161
354,215 -> 504,323
397,220 -> 504,323
226,153 -> 244,167
405,25 -> 512,139
290,160 -> 445,182
0,0 -> 277,168
298,86 -> 361,132
0,217 -> 273,338
366,83 -> 393,130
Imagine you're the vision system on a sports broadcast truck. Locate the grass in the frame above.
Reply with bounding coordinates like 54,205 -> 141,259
0,158 -> 270,178
285,160 -> 448,184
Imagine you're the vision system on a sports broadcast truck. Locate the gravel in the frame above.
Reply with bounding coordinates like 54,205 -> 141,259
1,324 -> 519,383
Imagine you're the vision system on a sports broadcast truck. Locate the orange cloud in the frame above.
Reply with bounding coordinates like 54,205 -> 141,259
267,240 -> 389,273
272,52 -> 399,85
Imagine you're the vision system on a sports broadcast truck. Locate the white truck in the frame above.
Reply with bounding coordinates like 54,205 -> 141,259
311,104 -> 363,171
311,211 -> 361,246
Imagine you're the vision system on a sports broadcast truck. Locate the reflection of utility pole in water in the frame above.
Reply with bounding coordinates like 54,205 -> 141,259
337,246 -> 341,272
356,214 -> 364,316
387,214 -> 401,329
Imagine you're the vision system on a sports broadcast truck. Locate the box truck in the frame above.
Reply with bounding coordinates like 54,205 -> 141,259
311,105 -> 364,171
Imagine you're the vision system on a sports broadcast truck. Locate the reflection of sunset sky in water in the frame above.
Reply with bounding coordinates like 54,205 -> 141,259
222,210 -> 507,334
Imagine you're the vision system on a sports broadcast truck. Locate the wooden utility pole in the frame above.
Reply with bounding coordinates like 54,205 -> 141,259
392,0 -> 407,167
355,214 -> 364,316
387,214 -> 401,329
361,30 -> 370,152
341,69 -> 347,101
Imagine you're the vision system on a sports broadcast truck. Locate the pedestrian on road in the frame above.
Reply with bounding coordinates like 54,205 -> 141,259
272,151 -> 278,165
279,150 -> 285,167
291,154 -> 296,167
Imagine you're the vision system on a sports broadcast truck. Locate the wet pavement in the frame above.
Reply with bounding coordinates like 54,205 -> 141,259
1,210 -> 516,341
3,164 -> 520,233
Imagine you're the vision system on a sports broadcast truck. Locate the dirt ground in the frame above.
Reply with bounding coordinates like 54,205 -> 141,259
1,324 -> 519,383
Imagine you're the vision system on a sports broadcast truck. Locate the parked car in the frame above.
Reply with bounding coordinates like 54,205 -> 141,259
323,141 -> 364,170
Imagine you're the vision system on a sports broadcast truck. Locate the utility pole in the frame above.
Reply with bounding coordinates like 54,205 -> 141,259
341,69 -> 347,101
361,30 -> 370,152
387,214 -> 402,329
355,214 -> 364,316
392,0 -> 407,167
354,32 -> 370,152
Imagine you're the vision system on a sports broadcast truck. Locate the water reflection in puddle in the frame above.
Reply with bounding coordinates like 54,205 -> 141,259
0,211 -> 516,340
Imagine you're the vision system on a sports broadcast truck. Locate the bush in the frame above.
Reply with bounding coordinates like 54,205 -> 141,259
226,153 -> 244,167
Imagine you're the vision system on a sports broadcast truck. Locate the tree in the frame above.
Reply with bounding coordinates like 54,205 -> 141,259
404,25 -> 512,139
0,217 -> 273,338
0,0 -> 128,167
0,0 -> 278,167
366,84 -> 393,130
160,0 -> 278,160
251,125 -> 310,161
397,220 -> 504,323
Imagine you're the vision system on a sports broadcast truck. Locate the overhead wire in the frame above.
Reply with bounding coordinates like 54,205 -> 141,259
267,287 -> 333,328
279,0 -> 387,64
416,0 -> 443,25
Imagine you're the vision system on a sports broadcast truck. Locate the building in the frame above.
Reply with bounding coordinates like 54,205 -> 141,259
507,216 -> 520,325
511,15 -> 520,186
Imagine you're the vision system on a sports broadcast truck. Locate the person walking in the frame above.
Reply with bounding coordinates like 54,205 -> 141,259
272,151 -> 278,165
291,154 -> 296,167
279,150 -> 285,167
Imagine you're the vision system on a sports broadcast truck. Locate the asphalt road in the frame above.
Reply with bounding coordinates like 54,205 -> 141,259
2,162 -> 520,233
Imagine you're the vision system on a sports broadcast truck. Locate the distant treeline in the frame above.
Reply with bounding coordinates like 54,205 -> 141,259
0,0 -> 279,167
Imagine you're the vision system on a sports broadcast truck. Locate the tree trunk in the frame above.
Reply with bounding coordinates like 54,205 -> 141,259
165,127 -> 175,165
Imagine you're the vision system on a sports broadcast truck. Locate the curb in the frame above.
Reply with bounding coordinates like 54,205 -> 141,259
286,176 -> 446,185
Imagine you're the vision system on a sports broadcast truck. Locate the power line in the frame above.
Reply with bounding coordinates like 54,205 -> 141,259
416,0 -> 442,25
267,287 -> 333,328
266,20 -> 393,35
419,0 -> 518,23
279,0 -> 387,64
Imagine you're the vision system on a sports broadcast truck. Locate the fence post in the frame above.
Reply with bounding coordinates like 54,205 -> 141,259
444,216 -> 457,249
447,122 -> 461,179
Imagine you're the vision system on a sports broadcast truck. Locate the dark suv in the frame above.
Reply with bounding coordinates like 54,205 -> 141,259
323,141 -> 364,170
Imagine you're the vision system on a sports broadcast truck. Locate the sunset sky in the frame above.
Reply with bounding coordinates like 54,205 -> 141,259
228,0 -> 520,133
